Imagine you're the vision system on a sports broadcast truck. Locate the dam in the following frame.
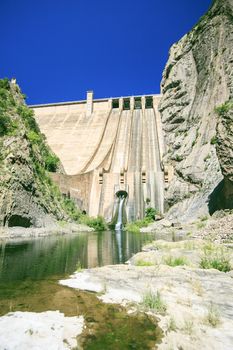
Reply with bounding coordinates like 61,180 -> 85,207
32,92 -> 165,223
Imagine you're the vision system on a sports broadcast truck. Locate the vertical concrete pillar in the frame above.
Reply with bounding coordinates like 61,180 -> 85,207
119,98 -> 123,110
130,97 -> 134,111
86,91 -> 94,116
141,96 -> 146,110
108,98 -> 113,110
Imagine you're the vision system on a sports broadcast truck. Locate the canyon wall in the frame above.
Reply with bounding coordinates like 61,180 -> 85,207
159,0 -> 233,221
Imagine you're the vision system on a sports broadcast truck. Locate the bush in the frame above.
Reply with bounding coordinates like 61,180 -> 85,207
145,207 -> 158,221
44,154 -> 59,172
27,130 -> 41,143
200,245 -> 231,272
17,105 -> 40,133
125,217 -> 152,233
0,78 -> 10,90
215,101 -> 233,116
82,215 -> 107,231
125,223 -> 140,233
0,114 -> 12,136
210,136 -> 217,145
63,198 -> 81,221
175,154 -> 183,162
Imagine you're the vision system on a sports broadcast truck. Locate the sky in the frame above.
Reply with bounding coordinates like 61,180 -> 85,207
0,0 -> 212,105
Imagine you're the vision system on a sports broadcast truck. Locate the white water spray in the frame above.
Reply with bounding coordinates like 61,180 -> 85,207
115,196 -> 124,230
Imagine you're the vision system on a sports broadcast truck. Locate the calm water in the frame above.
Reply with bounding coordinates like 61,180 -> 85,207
0,230 -> 161,282
0,230 -> 182,349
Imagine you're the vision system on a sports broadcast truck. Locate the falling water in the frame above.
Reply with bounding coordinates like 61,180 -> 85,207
115,196 -> 124,230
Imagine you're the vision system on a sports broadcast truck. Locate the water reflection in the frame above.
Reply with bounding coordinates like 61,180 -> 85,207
0,231 -> 157,283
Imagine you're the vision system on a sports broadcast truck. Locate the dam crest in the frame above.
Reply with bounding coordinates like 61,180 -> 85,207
33,92 -> 166,222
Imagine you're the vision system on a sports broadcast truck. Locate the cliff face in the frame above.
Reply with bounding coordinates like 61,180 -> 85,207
159,0 -> 233,221
0,79 -> 71,227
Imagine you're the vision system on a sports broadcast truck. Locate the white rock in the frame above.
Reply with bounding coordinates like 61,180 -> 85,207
0,311 -> 84,350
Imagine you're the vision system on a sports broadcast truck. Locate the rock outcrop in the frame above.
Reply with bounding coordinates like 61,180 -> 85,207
0,79 -> 72,227
159,0 -> 233,221
215,101 -> 233,209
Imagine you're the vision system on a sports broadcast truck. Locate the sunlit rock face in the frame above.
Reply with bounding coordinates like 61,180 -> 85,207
159,0 -> 233,221
0,81 -> 69,228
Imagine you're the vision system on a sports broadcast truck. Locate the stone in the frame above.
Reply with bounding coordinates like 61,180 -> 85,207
0,311 -> 84,350
159,0 -> 233,221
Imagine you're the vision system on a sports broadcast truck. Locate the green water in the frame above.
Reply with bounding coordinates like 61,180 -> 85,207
0,230 -> 164,349
0,230 -> 158,282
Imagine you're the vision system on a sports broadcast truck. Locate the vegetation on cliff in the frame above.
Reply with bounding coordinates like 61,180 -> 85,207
0,78 -> 83,227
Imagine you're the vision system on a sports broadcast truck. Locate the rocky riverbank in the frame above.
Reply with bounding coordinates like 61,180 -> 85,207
141,211 -> 233,244
60,237 -> 233,350
0,222 -> 93,241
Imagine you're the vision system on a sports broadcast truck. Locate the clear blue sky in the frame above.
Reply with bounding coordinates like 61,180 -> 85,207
1,0 -> 212,104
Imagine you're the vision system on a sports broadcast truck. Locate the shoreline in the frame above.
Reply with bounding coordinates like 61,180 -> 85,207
0,222 -> 94,242
60,232 -> 233,350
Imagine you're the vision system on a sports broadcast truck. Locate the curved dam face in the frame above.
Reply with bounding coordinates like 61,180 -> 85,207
33,92 -> 165,222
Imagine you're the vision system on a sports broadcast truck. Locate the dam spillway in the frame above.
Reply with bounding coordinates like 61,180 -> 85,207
32,92 -> 165,222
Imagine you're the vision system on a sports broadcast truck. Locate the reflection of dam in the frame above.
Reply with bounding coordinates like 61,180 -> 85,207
0,231 -> 156,282
32,92 -> 165,222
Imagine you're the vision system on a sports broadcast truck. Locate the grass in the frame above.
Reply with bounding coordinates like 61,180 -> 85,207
200,244 -> 232,272
125,217 -> 153,233
190,278 -> 204,297
199,215 -> 208,221
163,255 -> 188,267
75,261 -> 83,272
215,100 -> 233,116
196,221 -> 206,229
167,316 -> 177,332
182,319 -> 194,335
135,260 -> 154,267
141,291 -> 167,314
205,303 -> 221,327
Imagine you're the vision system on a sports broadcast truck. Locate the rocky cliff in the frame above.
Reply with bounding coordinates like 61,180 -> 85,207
0,79 -> 76,228
159,0 -> 233,221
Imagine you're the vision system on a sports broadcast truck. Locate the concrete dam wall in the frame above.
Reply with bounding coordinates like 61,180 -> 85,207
33,92 -> 165,222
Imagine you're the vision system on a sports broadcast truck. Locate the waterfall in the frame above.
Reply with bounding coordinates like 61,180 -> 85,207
115,196 -> 124,230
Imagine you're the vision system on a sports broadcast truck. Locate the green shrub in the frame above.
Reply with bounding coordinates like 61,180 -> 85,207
215,101 -> 233,116
125,223 -> 140,233
175,154 -> 183,162
163,255 -> 188,267
141,291 -> 167,314
0,78 -> 10,90
145,207 -> 158,221
82,215 -> 107,231
63,198 -> 81,221
210,136 -> 217,145
125,217 -> 152,233
200,245 -> 231,272
0,114 -> 13,136
26,130 -> 41,143
44,154 -> 59,172
17,105 -> 40,133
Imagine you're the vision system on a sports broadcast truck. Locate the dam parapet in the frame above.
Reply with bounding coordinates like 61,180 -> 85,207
32,91 -> 166,222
